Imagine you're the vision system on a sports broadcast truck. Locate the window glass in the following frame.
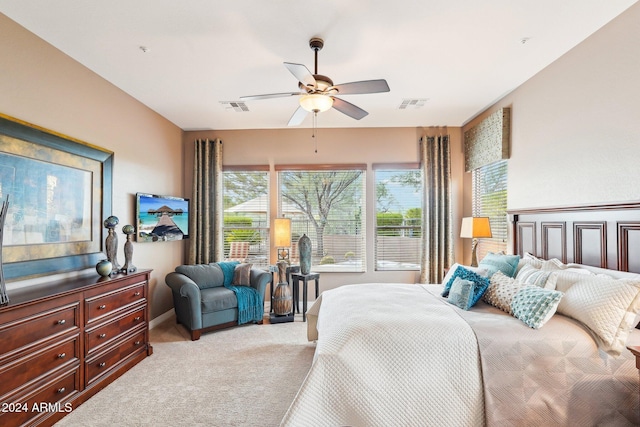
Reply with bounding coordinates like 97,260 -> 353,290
472,159 -> 508,260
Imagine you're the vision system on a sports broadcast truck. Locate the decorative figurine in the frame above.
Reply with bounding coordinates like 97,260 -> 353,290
104,215 -> 121,274
120,224 -> 137,273
0,195 -> 10,306
298,233 -> 312,274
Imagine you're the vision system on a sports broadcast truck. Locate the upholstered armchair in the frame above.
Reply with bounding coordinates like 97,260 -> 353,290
165,262 -> 271,340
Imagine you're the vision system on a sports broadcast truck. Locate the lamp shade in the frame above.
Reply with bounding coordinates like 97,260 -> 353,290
299,94 -> 334,113
460,217 -> 492,239
274,218 -> 292,247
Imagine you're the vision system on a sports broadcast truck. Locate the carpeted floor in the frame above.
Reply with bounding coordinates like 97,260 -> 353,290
54,312 -> 315,427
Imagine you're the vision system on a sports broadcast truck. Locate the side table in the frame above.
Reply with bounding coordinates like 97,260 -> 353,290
290,272 -> 320,322
267,264 -> 299,312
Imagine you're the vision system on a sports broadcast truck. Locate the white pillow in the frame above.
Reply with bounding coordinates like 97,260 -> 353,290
484,271 -> 527,314
557,275 -> 640,356
516,264 -> 557,290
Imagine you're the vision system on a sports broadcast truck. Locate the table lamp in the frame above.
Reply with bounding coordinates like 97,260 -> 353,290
274,217 -> 292,263
460,217 -> 492,267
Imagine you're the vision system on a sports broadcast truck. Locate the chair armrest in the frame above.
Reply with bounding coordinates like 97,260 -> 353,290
165,272 -> 203,329
249,268 -> 272,301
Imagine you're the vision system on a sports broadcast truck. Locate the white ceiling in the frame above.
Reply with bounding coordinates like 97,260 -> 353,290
0,1 -> 636,130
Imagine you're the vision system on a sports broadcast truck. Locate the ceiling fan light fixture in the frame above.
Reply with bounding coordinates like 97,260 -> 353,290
300,94 -> 333,113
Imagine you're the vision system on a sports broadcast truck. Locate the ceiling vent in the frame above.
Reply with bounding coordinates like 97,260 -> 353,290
220,101 -> 249,112
398,98 -> 428,109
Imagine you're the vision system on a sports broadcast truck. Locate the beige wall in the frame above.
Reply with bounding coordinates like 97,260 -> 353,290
184,127 -> 466,291
463,2 -> 640,211
0,14 -> 185,319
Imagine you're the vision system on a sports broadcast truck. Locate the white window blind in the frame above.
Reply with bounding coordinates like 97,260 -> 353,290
472,159 -> 508,261
374,165 -> 422,271
222,169 -> 270,268
277,165 -> 366,272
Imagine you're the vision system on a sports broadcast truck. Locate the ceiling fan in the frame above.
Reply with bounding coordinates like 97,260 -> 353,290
240,38 -> 390,126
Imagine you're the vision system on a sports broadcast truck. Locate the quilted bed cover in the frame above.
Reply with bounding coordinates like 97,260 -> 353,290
280,283 -> 639,427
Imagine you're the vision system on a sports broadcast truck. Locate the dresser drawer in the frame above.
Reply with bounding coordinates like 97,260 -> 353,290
0,334 -> 79,399
0,301 -> 79,360
85,281 -> 146,324
85,329 -> 147,386
0,367 -> 79,427
85,305 -> 147,355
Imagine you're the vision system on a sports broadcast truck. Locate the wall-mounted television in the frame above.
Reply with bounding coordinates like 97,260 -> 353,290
136,193 -> 189,242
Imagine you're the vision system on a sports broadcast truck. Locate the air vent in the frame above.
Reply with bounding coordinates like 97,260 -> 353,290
220,101 -> 249,112
398,98 -> 428,110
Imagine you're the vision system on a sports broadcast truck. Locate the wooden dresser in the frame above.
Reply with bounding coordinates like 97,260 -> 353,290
0,270 -> 152,427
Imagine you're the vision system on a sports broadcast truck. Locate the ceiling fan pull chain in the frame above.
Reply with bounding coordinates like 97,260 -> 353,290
313,112 -> 318,153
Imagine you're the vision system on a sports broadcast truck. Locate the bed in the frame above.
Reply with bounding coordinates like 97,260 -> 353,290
280,203 -> 640,427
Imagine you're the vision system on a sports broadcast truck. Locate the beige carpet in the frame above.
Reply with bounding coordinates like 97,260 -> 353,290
55,312 -> 315,427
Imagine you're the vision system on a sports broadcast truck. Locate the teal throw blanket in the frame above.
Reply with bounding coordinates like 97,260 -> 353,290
217,261 -> 264,325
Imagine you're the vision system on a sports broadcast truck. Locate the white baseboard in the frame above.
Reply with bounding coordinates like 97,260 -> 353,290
150,309 -> 174,330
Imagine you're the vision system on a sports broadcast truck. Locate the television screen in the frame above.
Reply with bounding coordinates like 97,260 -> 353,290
136,193 -> 189,242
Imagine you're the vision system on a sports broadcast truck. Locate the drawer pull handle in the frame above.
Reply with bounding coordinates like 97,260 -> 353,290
98,304 -> 107,310
134,291 -> 141,296
98,362 -> 106,368
99,333 -> 107,338
57,319 -> 66,325
58,352 -> 66,359
134,316 -> 141,321
57,387 -> 66,394
134,341 -> 141,346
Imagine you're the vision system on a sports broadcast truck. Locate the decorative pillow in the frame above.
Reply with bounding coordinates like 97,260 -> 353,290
441,263 -> 488,289
510,285 -> 563,329
447,277 -> 475,310
442,266 -> 489,306
232,263 -> 253,286
478,252 -> 520,278
557,275 -> 640,356
515,264 -> 557,290
217,261 -> 240,286
483,271 -> 527,314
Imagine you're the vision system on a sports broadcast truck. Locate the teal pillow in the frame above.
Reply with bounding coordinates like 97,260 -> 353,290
478,252 -> 521,278
442,266 -> 489,306
447,277 -> 475,310
510,285 -> 563,329
216,261 -> 239,286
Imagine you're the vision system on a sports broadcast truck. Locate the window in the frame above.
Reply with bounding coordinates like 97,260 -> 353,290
277,165 -> 366,272
472,159 -> 508,261
374,165 -> 422,271
222,169 -> 270,268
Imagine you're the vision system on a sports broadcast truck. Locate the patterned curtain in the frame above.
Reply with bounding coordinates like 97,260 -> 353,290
188,138 -> 223,264
420,135 -> 454,284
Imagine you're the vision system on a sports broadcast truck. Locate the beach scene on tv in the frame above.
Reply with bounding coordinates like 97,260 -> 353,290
137,194 -> 189,242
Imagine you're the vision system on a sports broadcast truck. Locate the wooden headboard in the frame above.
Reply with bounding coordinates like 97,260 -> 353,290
509,202 -> 640,274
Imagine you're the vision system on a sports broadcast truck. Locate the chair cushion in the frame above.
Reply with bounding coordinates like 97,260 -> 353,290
175,264 -> 224,289
200,287 -> 238,314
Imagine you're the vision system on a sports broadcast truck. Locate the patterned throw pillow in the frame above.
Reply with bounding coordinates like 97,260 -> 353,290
442,266 -> 489,306
478,252 -> 520,278
558,275 -> 640,356
483,271 -> 527,314
447,277 -> 475,310
510,285 -> 563,329
515,264 -> 557,289
232,263 -> 253,286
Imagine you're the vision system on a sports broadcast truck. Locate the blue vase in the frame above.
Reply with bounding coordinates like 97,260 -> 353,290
298,233 -> 312,274
96,259 -> 113,277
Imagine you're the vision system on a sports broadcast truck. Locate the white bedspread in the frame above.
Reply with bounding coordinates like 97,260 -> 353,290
280,283 -> 485,427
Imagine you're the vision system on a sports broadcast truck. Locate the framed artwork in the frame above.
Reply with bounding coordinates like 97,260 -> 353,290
0,114 -> 113,280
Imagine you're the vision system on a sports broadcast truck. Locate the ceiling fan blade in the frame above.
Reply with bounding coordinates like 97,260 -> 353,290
333,79 -> 390,95
332,97 -> 368,120
240,92 -> 301,101
287,105 -> 308,126
284,62 -> 316,88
